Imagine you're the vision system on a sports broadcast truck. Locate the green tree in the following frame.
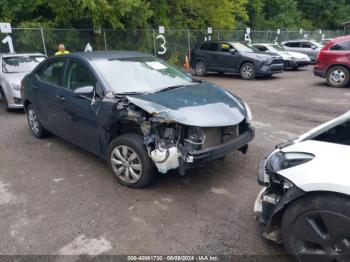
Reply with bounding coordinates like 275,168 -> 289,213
297,0 -> 350,29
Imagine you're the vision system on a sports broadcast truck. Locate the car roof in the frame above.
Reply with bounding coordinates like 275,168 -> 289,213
64,50 -> 153,61
1,52 -> 46,58
282,39 -> 317,43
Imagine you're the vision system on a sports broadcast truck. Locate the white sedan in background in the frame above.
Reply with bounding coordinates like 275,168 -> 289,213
253,43 -> 311,70
255,111 -> 350,261
0,53 -> 46,111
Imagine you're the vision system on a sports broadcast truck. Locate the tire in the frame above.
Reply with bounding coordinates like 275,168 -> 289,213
326,66 -> 349,88
107,134 -> 154,188
240,62 -> 256,80
281,193 -> 350,261
0,88 -> 9,112
26,104 -> 47,138
194,60 -> 207,76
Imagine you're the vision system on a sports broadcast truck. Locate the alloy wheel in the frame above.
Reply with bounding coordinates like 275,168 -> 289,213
110,145 -> 143,184
28,108 -> 40,134
290,210 -> 350,261
242,65 -> 253,78
195,61 -> 205,75
330,69 -> 346,85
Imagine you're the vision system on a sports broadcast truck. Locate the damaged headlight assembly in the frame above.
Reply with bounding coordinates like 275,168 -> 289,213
259,151 -> 314,186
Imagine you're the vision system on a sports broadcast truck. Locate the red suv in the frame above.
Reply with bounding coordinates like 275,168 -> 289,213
314,35 -> 350,87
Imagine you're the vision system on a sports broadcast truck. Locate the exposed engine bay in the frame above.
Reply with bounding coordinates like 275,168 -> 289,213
106,94 -> 254,175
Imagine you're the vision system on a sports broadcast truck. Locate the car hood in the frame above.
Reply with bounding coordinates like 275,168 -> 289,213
242,51 -> 280,60
126,81 -> 248,127
2,72 -> 28,85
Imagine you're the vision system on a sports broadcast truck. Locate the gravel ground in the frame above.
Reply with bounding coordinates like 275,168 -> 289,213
0,66 -> 348,260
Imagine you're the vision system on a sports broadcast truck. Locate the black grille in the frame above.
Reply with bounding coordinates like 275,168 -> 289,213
271,59 -> 283,64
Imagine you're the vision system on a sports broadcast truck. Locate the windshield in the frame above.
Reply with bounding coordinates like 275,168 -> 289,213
231,43 -> 257,52
269,45 -> 285,51
2,56 -> 46,73
93,57 -> 194,94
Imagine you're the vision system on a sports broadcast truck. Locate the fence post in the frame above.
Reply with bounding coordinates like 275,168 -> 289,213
103,29 -> 108,50
187,30 -> 191,60
152,29 -> 157,56
40,28 -> 47,56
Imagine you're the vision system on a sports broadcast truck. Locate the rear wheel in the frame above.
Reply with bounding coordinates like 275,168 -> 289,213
240,62 -> 256,80
326,66 -> 349,88
0,88 -> 9,111
194,60 -> 207,76
107,134 -> 154,188
26,104 -> 47,138
282,193 -> 350,261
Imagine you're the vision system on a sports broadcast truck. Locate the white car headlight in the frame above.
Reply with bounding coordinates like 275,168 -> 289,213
244,101 -> 253,122
265,151 -> 314,173
11,83 -> 21,91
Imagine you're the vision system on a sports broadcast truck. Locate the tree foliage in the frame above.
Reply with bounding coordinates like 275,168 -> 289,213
0,0 -> 349,30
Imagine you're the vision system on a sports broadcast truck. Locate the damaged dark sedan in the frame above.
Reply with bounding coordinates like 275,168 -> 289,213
22,51 -> 254,188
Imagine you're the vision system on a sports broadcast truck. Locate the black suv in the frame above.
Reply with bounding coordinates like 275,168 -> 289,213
190,41 -> 284,80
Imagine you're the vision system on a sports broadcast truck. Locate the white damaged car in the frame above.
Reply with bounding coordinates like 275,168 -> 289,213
255,111 -> 350,261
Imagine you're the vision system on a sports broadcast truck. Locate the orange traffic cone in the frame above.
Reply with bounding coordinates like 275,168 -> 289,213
183,55 -> 190,70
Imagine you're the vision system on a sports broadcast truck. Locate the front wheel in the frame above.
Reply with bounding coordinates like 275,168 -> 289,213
240,62 -> 256,80
107,134 -> 155,188
326,66 -> 349,88
282,193 -> 350,261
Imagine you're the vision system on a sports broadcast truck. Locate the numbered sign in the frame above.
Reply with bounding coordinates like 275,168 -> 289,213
2,35 -> 14,53
207,27 -> 212,34
84,43 -> 93,52
156,34 -> 166,55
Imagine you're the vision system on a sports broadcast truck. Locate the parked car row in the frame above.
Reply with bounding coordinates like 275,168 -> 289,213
190,41 -> 315,80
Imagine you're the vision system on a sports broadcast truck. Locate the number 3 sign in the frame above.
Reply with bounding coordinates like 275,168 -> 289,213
156,34 -> 166,55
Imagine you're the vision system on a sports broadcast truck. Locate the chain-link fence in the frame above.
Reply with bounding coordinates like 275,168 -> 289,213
0,28 -> 346,66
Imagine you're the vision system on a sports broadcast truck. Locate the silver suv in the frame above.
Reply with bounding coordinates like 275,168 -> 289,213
281,40 -> 323,62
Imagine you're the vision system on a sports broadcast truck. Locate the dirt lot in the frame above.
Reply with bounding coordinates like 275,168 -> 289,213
0,67 -> 349,258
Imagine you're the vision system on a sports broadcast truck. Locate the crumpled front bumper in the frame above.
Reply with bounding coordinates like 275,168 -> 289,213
179,126 -> 255,170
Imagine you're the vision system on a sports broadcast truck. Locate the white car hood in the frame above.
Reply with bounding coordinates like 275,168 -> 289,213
278,140 -> 350,195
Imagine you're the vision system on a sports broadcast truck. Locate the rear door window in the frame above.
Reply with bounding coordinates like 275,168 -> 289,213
330,41 -> 350,51
285,42 -> 300,48
255,45 -> 268,51
207,42 -> 219,52
301,42 -> 314,48
36,60 -> 65,86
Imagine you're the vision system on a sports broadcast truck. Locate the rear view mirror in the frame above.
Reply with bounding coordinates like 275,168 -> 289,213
74,85 -> 94,96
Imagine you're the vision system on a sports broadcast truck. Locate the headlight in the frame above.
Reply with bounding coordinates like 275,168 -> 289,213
11,83 -> 21,91
265,151 -> 314,174
243,101 -> 253,122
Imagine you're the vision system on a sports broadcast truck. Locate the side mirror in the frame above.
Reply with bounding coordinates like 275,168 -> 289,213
311,45 -> 317,49
74,85 -> 94,97
229,49 -> 236,54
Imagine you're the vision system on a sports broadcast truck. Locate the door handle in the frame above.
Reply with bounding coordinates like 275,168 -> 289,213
56,95 -> 66,102
31,85 -> 38,89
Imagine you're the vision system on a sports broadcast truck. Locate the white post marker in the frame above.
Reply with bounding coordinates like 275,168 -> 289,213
277,29 -> 280,35
0,23 -> 12,33
84,43 -> 93,52
2,35 -> 14,53
300,28 -> 303,34
319,29 -> 322,34
207,27 -> 212,34
159,26 -> 165,34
